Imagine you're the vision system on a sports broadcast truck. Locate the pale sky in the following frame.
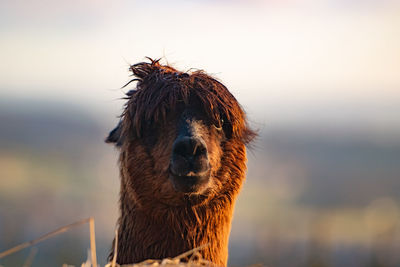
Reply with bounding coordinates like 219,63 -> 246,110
1,0 -> 399,132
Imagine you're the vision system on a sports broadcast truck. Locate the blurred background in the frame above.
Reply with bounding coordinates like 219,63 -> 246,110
1,0 -> 400,266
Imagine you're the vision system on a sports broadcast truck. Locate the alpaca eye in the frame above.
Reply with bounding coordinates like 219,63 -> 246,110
213,119 -> 224,131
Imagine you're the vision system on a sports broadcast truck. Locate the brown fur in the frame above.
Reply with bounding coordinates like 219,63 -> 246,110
107,58 -> 255,266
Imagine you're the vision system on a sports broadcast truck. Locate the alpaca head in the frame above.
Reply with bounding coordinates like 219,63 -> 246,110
106,59 -> 255,207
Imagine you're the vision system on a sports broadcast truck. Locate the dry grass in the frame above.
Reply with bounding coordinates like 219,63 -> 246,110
0,218 -> 217,267
103,247 -> 216,267
104,234 -> 214,267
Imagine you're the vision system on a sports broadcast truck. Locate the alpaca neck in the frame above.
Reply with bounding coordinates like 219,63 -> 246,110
115,196 -> 235,266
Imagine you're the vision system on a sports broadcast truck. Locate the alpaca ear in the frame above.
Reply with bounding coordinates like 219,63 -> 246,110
106,121 -> 123,147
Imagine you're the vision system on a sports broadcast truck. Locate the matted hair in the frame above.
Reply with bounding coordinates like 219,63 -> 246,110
119,58 -> 255,144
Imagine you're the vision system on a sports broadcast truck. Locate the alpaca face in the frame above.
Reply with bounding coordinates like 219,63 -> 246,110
106,59 -> 255,207
169,105 -> 225,194
120,99 -> 225,206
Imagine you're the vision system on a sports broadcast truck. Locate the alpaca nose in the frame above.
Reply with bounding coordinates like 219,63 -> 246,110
170,136 -> 209,176
173,136 -> 207,160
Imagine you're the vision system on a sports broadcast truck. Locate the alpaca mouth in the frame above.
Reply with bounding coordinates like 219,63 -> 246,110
169,168 -> 210,194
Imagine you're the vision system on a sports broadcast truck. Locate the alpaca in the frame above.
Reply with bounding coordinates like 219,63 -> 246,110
106,58 -> 255,266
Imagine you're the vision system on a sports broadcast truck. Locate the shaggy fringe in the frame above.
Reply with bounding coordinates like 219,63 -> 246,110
122,58 -> 256,144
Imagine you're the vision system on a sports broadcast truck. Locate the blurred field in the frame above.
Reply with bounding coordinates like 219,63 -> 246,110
0,100 -> 399,267
1,0 -> 400,266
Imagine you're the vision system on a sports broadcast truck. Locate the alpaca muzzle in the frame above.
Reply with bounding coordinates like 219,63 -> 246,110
169,136 -> 211,193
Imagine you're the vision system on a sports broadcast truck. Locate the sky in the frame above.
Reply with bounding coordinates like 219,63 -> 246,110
1,0 -> 399,133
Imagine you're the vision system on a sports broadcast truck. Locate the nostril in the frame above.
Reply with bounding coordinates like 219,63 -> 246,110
172,137 -> 207,159
193,143 -> 207,157
173,137 -> 192,158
